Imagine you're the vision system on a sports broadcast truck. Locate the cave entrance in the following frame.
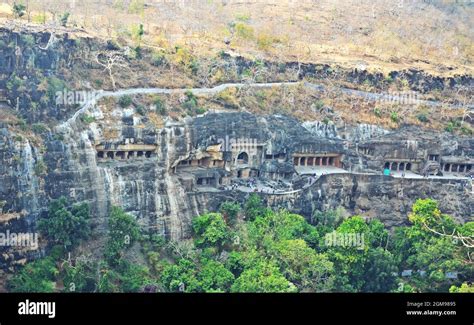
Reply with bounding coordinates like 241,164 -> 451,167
237,152 -> 249,164
107,151 -> 114,159
399,162 -> 405,171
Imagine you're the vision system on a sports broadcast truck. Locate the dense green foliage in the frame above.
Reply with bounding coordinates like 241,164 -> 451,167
118,95 -> 133,108
104,206 -> 141,264
8,255 -> 59,292
192,213 -> 229,248
37,197 -> 91,249
219,201 -> 241,225
8,197 -> 473,293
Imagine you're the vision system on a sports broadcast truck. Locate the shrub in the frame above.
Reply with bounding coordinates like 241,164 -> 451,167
81,115 -> 95,124
195,107 -> 206,115
182,91 -> 198,111
416,112 -> 429,123
135,105 -> 145,116
256,33 -> 279,51
32,13 -> 47,24
373,107 -> 382,117
47,77 -> 66,103
13,3 -> 26,19
32,123 -> 49,134
6,73 -> 24,92
60,12 -> 70,27
153,96 -> 166,115
189,58 -> 200,75
119,95 -> 133,108
235,22 -> 254,40
34,160 -> 47,176
151,51 -> 167,66
390,111 -> 399,123
62,258 -> 97,292
235,13 -> 251,22
37,197 -> 91,249
8,257 -> 58,292
313,100 -> 325,111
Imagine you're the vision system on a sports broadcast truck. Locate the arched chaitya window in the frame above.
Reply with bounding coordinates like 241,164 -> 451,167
237,152 -> 249,164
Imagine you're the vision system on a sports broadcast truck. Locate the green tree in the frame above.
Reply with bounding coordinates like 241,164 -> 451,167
326,216 -> 397,292
104,207 -> 140,264
231,259 -> 296,293
60,12 -> 70,27
119,95 -> 133,108
160,259 -> 202,292
198,259 -> 235,292
115,260 -> 153,292
449,283 -> 474,293
244,194 -> 265,221
361,247 -> 398,292
62,258 -> 97,292
219,201 -> 241,225
274,239 -> 334,291
9,257 -> 58,292
13,3 -> 26,19
392,199 -> 472,292
37,197 -> 91,249
192,213 -> 229,248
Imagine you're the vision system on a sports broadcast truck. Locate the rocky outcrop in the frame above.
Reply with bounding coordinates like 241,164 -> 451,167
0,26 -> 473,272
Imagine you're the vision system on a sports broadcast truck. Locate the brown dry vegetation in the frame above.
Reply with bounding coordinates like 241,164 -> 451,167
94,83 -> 469,134
1,0 -> 473,77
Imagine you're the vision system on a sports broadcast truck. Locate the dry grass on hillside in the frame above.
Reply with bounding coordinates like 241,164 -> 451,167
1,0 -> 473,77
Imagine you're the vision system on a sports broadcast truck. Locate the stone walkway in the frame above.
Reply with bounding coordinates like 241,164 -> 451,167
58,81 -> 473,132
390,170 -> 470,180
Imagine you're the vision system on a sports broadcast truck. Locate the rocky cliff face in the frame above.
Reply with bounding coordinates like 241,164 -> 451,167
0,27 -> 473,271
